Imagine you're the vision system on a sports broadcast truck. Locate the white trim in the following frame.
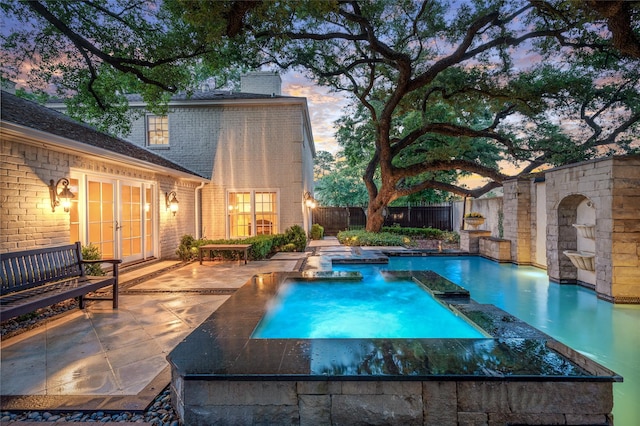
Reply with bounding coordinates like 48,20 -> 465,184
70,169 -> 158,261
145,113 -> 170,147
226,188 -> 280,239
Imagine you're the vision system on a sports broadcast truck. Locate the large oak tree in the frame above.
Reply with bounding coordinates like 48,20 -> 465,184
3,0 -> 639,231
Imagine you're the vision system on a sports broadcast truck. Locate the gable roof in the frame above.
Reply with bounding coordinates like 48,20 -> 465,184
1,91 -> 207,180
125,90 -> 294,102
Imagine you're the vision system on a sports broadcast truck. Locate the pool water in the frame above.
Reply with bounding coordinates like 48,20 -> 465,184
252,272 -> 486,339
332,256 -> 640,424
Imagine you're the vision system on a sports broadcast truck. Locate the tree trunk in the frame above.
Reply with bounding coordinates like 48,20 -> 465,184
365,204 -> 386,232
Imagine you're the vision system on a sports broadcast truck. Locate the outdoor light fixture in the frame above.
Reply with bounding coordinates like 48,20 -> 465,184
303,191 -> 318,209
48,178 -> 74,212
165,191 -> 179,216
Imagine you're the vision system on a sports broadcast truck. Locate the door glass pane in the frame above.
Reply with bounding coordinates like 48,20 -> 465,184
87,181 -> 115,258
145,187 -> 153,255
120,183 -> 143,260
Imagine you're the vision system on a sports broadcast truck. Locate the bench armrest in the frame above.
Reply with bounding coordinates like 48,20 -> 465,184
82,259 -> 122,278
82,259 -> 122,265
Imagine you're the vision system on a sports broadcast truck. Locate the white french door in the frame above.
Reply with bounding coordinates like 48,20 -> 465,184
86,178 -> 116,258
119,182 -> 143,262
71,174 -> 156,263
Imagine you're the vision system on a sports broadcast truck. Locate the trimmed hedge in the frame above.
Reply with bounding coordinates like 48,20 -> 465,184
337,230 -> 410,246
382,226 -> 444,239
382,226 -> 459,243
337,228 -> 459,247
176,225 -> 308,261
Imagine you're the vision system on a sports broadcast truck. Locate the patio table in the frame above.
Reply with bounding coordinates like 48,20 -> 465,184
199,244 -> 252,265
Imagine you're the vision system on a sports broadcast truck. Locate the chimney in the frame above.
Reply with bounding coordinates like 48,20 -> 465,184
240,72 -> 281,96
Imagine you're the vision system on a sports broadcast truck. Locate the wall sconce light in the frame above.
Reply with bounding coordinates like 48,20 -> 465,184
48,178 -> 74,212
165,191 -> 179,216
303,191 -> 318,209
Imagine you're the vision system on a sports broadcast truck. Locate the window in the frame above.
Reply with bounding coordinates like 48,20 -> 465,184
228,191 -> 278,238
147,115 -> 169,146
255,192 -> 277,235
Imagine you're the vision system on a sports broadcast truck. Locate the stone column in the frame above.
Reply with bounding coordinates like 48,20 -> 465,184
502,179 -> 532,264
609,157 -> 640,303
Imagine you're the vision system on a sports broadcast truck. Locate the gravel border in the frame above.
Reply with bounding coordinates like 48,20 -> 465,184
0,386 -> 179,424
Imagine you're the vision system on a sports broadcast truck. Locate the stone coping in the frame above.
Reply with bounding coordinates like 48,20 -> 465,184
167,271 -> 621,383
382,270 -> 470,298
299,271 -> 362,280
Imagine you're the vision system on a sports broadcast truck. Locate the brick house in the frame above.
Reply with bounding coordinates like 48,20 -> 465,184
121,72 -> 316,240
1,72 -> 316,260
1,90 -> 208,261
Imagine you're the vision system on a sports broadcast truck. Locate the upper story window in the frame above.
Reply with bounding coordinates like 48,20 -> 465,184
147,115 -> 169,146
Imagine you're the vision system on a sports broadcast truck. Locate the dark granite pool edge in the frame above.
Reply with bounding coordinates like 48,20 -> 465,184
167,271 -> 621,383
167,268 -> 621,425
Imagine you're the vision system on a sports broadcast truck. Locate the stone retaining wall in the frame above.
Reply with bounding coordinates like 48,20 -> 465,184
479,237 -> 511,262
459,230 -> 491,253
173,377 -> 613,426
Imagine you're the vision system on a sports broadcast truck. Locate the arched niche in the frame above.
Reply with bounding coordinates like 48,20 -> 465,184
550,194 -> 596,284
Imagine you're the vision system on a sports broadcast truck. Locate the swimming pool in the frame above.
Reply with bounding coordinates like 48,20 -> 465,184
333,256 -> 640,425
252,273 -> 486,339
168,255 -> 624,425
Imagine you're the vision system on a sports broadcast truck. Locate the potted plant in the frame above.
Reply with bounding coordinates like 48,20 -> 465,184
464,212 -> 485,229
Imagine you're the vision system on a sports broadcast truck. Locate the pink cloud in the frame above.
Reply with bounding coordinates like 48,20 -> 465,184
281,72 -> 347,154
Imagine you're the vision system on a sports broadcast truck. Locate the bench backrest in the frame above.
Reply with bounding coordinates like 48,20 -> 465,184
0,242 -> 85,295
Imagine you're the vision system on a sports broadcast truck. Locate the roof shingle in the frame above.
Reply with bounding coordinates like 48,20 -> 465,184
1,91 -> 205,178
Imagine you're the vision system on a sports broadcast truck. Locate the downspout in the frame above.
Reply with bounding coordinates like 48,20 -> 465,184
461,196 -> 468,231
195,182 -> 206,239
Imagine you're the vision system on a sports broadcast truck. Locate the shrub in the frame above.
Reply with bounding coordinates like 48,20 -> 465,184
176,234 -> 199,261
381,226 -> 444,239
81,244 -> 106,276
310,223 -> 324,240
442,231 -> 460,244
190,234 -> 285,261
284,225 -> 307,251
337,230 -> 407,246
280,243 -> 298,252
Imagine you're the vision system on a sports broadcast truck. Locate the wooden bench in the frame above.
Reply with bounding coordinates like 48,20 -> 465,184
199,244 -> 252,265
0,242 -> 121,321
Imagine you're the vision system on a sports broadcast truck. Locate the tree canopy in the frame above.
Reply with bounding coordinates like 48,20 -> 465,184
3,0 -> 639,231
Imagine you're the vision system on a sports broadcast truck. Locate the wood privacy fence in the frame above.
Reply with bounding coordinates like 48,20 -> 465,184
313,204 -> 453,235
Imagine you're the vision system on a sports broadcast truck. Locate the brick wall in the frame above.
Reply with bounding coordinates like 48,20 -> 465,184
126,97 -> 313,239
157,177 -> 199,259
1,141 -> 71,251
1,138 -> 196,260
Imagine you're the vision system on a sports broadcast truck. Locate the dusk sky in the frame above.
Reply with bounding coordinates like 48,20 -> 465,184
280,71 -> 348,155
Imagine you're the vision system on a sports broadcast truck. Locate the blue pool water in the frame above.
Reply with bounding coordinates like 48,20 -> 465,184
252,273 -> 485,339
331,256 -> 640,424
